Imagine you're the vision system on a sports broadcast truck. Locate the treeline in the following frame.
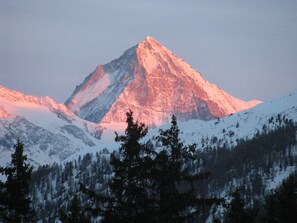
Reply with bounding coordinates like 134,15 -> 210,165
196,118 -> 297,205
32,115 -> 297,223
1,112 -> 296,222
218,170 -> 297,223
30,149 -> 112,222
27,111 -> 221,222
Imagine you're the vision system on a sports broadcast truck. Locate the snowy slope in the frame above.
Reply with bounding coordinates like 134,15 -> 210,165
176,89 -> 297,148
66,36 -> 260,126
143,89 -> 297,153
0,86 -> 102,166
65,89 -> 297,161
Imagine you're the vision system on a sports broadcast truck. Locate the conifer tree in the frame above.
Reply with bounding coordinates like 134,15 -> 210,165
276,173 -> 297,222
153,115 -> 221,222
101,110 -> 155,223
0,139 -> 35,223
261,192 -> 279,223
224,189 -> 257,223
261,172 -> 297,223
224,190 -> 247,223
59,195 -> 91,223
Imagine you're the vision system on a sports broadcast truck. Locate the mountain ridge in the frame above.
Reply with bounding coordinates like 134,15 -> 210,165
0,85 -> 295,170
66,36 -> 261,126
0,85 -> 102,166
65,88 -> 297,164
28,88 -> 297,223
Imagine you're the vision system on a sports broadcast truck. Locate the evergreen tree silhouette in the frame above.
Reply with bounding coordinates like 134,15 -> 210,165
261,172 -> 297,223
224,189 -> 257,223
101,110 -> 155,223
59,195 -> 90,223
0,139 -> 35,223
224,190 -> 247,223
153,115 -> 221,222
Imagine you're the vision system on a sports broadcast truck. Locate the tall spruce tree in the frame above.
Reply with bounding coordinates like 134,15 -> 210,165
0,139 -> 35,223
101,110 -> 155,223
153,115 -> 221,222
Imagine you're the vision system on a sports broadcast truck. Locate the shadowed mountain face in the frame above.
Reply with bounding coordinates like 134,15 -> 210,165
66,36 -> 260,126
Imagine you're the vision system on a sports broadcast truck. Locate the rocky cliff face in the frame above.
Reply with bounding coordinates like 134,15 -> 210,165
66,36 -> 260,126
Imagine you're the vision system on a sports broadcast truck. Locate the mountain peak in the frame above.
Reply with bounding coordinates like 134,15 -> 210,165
66,38 -> 261,126
137,36 -> 163,54
139,36 -> 158,44
135,36 -> 178,75
143,35 -> 155,41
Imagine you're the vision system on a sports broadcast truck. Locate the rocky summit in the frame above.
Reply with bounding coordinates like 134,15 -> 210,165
66,36 -> 260,126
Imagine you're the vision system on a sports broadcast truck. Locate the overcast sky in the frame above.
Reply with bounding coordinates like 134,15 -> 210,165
1,0 -> 297,103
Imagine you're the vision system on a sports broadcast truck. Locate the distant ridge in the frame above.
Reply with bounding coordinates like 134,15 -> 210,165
0,85 -> 102,166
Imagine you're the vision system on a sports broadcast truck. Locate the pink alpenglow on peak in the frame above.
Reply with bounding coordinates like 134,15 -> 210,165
65,36 -> 261,126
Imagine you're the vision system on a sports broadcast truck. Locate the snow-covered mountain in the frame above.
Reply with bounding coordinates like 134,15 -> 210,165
66,36 -> 260,126
0,86 -> 102,166
165,88 -> 297,148
66,89 -> 297,161
31,89 -> 297,223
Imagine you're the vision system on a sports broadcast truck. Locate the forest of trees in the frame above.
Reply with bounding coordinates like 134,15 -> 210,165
219,170 -> 297,223
0,112 -> 296,222
197,118 -> 297,200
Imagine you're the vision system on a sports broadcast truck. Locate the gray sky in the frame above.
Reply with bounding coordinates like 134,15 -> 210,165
1,0 -> 297,103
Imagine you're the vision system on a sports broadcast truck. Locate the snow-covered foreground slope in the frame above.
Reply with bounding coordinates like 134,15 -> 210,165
66,36 -> 260,126
67,89 -> 297,161
0,86 -> 102,166
171,89 -> 297,148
